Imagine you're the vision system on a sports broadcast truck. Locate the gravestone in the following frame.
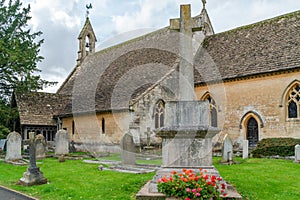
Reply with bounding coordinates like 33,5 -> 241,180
0,139 -> 6,151
5,132 -> 22,161
146,127 -> 151,147
19,132 -> 47,186
55,129 -> 69,155
35,134 -> 47,160
69,140 -> 76,153
221,134 -> 233,163
243,140 -> 249,159
121,132 -> 136,165
295,144 -> 300,163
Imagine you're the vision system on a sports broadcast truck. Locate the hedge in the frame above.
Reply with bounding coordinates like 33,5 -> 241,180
252,137 -> 300,158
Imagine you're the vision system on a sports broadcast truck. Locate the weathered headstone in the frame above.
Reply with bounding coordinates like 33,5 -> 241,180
121,132 -> 136,165
295,144 -> 300,163
5,132 -> 22,161
221,134 -> 233,163
35,134 -> 47,160
146,127 -> 151,147
243,140 -> 249,159
0,139 -> 6,151
19,132 -> 47,186
69,140 -> 76,153
55,129 -> 69,155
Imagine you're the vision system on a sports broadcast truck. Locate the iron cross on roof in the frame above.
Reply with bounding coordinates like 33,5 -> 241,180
169,4 -> 202,101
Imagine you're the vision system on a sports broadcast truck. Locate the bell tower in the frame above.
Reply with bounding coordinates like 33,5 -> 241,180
77,16 -> 97,65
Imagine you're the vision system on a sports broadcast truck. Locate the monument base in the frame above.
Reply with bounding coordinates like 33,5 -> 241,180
136,166 -> 242,200
18,167 -> 47,186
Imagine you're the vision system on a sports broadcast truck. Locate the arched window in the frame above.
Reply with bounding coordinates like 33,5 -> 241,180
154,101 -> 165,129
287,84 -> 300,119
203,95 -> 218,127
85,35 -> 90,52
102,118 -> 105,134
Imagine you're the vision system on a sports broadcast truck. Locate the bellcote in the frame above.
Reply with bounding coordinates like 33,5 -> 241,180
77,17 -> 97,65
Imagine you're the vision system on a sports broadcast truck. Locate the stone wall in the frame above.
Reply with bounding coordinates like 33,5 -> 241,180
62,111 -> 130,147
130,71 -> 179,146
195,71 -> 300,148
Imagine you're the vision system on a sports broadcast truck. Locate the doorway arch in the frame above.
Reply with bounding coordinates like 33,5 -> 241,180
246,117 -> 259,147
240,111 -> 263,147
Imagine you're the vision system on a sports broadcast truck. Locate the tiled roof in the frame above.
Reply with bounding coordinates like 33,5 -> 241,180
15,92 -> 70,126
194,10 -> 300,83
57,28 -> 180,115
57,10 -> 300,116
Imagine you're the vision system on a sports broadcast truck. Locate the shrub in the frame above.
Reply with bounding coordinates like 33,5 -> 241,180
252,138 -> 300,157
0,125 -> 10,139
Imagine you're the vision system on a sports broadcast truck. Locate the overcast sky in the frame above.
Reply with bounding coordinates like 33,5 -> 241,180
21,0 -> 300,93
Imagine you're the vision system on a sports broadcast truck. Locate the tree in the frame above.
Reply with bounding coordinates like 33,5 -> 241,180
0,0 -> 55,100
0,0 -> 56,134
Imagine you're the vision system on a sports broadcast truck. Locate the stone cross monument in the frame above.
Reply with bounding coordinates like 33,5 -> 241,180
156,4 -> 220,168
137,4 -> 241,199
170,4 -> 202,101
19,132 -> 47,186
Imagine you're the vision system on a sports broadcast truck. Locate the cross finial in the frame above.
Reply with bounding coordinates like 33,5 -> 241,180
202,0 -> 206,9
86,3 -> 92,18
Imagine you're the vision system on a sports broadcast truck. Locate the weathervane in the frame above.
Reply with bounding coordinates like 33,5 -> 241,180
202,0 -> 206,9
86,3 -> 92,18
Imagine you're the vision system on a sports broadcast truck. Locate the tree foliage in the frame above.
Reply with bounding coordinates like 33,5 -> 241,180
0,0 -> 56,135
0,0 -> 55,100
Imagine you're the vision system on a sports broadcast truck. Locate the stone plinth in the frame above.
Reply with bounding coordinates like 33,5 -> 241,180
19,167 -> 47,186
164,101 -> 210,127
157,129 -> 219,167
156,101 -> 220,168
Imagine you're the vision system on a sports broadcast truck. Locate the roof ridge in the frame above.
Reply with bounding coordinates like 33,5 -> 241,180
210,9 -> 300,37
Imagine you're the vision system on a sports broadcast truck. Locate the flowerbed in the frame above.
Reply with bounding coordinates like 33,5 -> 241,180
157,168 -> 227,200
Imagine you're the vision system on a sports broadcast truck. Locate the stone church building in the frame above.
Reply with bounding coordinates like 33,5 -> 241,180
15,4 -> 300,152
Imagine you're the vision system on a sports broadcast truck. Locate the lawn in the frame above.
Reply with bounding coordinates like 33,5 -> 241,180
0,156 -> 299,200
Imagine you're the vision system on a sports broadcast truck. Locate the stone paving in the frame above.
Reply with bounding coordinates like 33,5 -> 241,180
0,185 -> 37,200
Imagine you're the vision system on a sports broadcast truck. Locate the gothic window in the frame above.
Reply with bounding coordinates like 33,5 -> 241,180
204,95 -> 218,127
102,118 -> 105,134
287,84 -> 300,119
154,101 -> 165,129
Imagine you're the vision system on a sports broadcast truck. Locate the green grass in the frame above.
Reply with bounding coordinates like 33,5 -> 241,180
0,158 -> 154,200
213,157 -> 300,200
0,156 -> 299,200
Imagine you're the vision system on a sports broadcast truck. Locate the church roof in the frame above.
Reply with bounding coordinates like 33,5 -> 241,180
57,28 -> 180,115
15,92 -> 70,126
57,10 -> 300,116
194,10 -> 300,84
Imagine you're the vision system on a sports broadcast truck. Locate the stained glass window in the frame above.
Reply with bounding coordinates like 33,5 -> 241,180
287,84 -> 300,119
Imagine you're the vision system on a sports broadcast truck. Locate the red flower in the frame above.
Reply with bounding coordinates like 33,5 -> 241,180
221,183 -> 226,189
204,174 -> 209,180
